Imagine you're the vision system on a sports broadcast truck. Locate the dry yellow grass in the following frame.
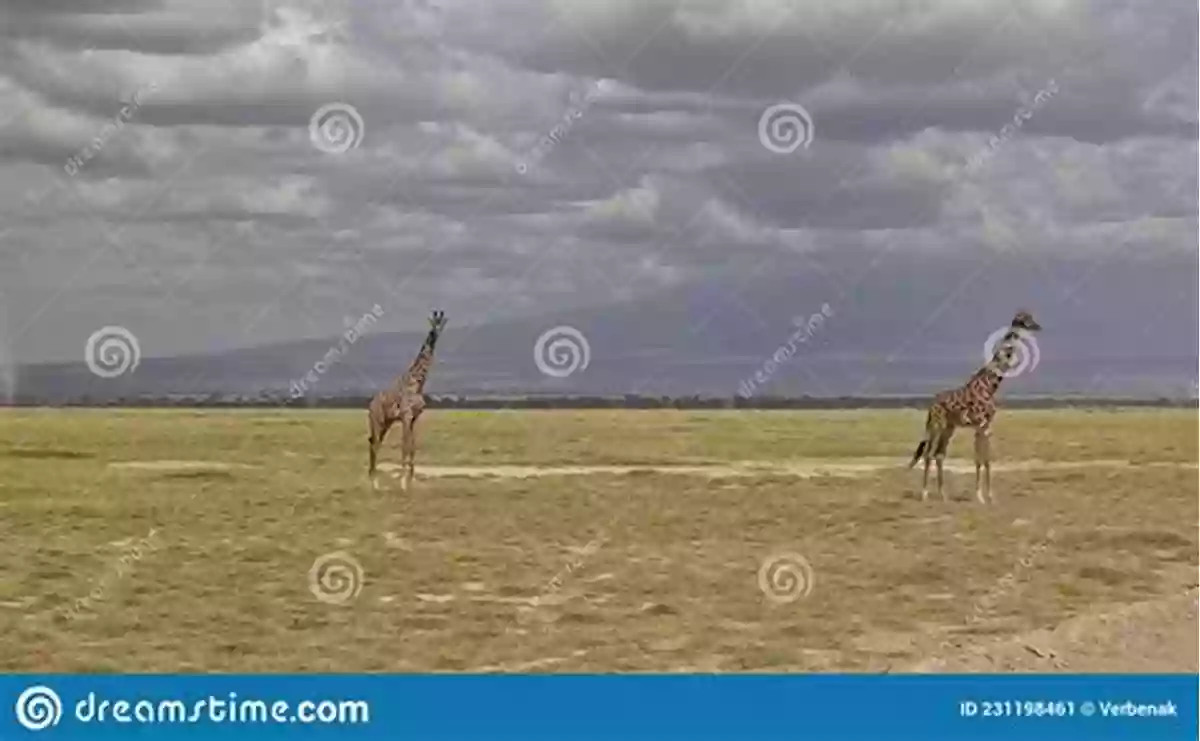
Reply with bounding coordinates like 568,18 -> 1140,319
0,408 -> 1195,672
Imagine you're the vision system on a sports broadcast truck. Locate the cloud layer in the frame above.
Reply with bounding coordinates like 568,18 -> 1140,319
0,0 -> 1195,379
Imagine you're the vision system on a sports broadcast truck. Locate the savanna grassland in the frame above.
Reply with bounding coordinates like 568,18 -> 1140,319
0,408 -> 1196,672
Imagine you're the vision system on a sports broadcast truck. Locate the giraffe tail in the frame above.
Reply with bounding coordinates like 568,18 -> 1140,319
908,439 -> 928,468
907,409 -> 932,468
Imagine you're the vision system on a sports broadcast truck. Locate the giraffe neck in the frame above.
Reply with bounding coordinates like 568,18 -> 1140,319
967,367 -> 1004,399
399,328 -> 439,393
965,328 -> 1019,398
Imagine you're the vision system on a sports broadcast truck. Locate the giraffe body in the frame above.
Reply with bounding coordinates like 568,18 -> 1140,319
367,310 -> 446,491
907,310 -> 1042,503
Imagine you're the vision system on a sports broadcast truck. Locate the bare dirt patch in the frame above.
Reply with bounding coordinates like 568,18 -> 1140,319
107,460 -> 256,472
2,447 -> 94,460
907,580 -> 1199,673
378,458 -> 1195,481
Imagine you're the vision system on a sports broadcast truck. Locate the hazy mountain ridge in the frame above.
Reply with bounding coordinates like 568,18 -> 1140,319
11,252 -> 1198,403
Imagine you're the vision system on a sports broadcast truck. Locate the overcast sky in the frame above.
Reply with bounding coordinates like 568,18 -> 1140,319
0,0 -> 1195,370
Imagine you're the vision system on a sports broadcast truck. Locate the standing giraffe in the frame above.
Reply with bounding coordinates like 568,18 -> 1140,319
367,310 -> 447,491
907,310 -> 1042,503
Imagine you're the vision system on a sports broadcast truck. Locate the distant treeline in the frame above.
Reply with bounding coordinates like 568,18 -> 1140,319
4,394 -> 1197,410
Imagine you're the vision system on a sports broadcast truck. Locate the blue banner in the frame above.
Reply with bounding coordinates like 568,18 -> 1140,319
2,674 -> 1195,740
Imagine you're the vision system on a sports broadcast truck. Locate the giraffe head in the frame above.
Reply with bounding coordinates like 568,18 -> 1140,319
984,311 -> 1040,377
427,309 -> 447,338
1010,309 -> 1041,333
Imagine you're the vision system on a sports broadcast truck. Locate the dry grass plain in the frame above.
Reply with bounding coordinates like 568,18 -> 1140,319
0,408 -> 1196,673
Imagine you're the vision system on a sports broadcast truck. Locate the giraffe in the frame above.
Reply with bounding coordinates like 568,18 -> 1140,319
907,310 -> 1042,504
366,310 -> 447,491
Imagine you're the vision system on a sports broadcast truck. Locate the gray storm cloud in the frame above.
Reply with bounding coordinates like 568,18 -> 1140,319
0,0 -> 1194,372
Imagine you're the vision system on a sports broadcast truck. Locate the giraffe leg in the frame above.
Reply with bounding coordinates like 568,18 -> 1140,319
973,429 -> 986,504
918,407 -> 947,502
918,412 -> 942,502
920,437 -> 933,501
368,437 -> 379,490
405,421 -> 418,491
934,430 -> 952,502
367,415 -> 376,481
980,427 -> 994,503
920,455 -> 931,501
397,419 -> 414,492
367,414 -> 390,491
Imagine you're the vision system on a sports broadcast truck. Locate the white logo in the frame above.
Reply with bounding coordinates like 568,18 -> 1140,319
308,551 -> 364,605
309,103 -> 364,154
757,552 -> 814,604
982,327 -> 1040,378
758,102 -> 814,154
14,685 -> 63,731
533,326 -> 591,379
85,326 -> 140,379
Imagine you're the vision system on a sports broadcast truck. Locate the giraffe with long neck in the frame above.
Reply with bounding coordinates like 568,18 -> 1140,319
907,310 -> 1042,503
367,310 -> 447,491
